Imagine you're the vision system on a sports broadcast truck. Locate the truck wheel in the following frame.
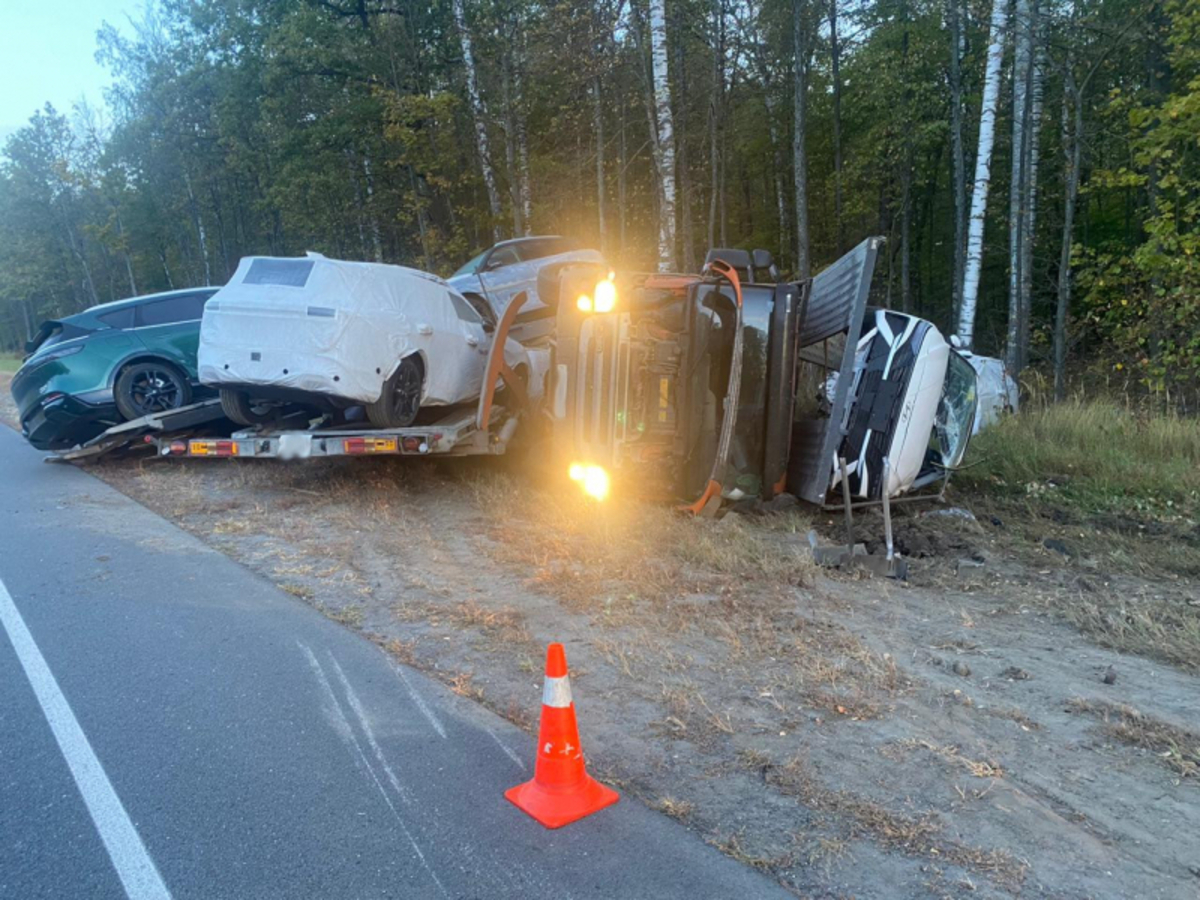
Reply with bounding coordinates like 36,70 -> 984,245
220,389 -> 271,427
367,356 -> 423,428
115,362 -> 191,420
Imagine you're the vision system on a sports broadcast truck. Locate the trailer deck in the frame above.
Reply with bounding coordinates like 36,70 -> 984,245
153,404 -> 519,460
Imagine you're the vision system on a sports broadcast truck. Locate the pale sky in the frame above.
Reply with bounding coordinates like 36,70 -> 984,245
0,0 -> 138,146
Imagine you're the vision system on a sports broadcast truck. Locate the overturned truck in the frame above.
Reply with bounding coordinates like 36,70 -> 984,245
549,237 -> 978,513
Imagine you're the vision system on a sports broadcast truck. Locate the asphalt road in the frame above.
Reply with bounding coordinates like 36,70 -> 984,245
0,426 -> 791,900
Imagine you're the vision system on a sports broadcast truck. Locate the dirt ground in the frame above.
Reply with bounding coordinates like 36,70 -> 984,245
2,380 -> 1197,899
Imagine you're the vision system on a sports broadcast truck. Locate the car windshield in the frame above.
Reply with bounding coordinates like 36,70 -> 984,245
451,250 -> 489,278
935,350 -> 979,468
515,238 -> 574,261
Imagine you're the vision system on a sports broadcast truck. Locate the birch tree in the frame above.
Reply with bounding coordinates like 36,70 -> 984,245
792,0 -> 811,279
649,0 -> 677,271
956,0 -> 1011,347
452,0 -> 502,243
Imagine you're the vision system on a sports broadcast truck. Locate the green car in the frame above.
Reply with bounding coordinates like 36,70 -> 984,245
11,287 -> 219,450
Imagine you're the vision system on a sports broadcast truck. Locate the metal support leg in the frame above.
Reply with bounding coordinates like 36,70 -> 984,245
882,457 -> 895,564
838,456 -> 855,554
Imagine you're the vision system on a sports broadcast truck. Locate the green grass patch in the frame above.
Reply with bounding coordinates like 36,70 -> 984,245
956,397 -> 1200,590
0,353 -> 22,373
958,399 -> 1200,519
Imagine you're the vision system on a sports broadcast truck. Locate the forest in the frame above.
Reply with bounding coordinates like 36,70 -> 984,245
0,0 -> 1196,398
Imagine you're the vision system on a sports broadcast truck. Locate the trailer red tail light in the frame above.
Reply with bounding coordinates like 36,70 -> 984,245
401,436 -> 428,453
169,441 -> 187,456
343,437 -> 398,454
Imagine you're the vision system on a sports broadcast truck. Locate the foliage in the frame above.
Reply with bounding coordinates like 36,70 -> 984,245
1076,0 -> 1200,393
0,0 -> 1195,394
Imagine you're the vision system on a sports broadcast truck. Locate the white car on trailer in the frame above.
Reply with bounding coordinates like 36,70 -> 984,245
199,253 -> 535,428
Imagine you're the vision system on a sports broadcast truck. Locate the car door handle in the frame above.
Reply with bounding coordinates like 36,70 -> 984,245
465,336 -> 479,347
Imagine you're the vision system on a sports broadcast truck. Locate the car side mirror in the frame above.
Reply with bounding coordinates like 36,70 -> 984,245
481,321 -> 495,334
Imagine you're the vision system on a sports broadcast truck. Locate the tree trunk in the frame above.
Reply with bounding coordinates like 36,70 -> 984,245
947,0 -> 967,320
362,156 -> 383,262
765,89 -> 788,265
115,208 -> 138,296
673,12 -> 695,271
452,0 -> 502,243
707,0 -> 725,252
514,26 -> 534,234
830,0 -> 844,254
501,51 -> 524,237
1018,42 -> 1045,369
618,90 -> 628,260
1006,0 -> 1033,371
792,0 -> 810,279
182,168 -> 212,286
1054,70 -> 1081,401
957,0 -> 1011,348
649,0 -> 677,271
901,165 -> 912,312
593,74 -> 607,254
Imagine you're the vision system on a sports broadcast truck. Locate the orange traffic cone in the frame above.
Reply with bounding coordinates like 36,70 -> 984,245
505,643 -> 619,829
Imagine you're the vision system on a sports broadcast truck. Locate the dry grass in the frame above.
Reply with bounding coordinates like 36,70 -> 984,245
315,602 -> 363,626
1055,592 -> 1200,673
449,670 -> 485,701
653,796 -> 695,820
469,473 -> 817,611
1067,698 -> 1200,781
707,832 -> 794,871
900,739 -> 1005,780
760,755 -> 1026,888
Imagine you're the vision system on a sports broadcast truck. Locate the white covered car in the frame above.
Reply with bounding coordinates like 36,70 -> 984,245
199,253 -> 533,428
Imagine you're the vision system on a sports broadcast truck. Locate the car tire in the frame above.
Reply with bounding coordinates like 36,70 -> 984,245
114,361 -> 192,421
219,389 -> 272,427
366,356 -> 423,428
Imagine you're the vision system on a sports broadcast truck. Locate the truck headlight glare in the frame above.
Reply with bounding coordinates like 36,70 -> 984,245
568,462 -> 610,501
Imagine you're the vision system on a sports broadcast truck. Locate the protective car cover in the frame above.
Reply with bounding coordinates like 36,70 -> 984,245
958,352 -> 1017,434
199,254 -> 517,407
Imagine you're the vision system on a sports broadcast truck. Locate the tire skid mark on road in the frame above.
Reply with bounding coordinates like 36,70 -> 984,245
388,658 -> 447,739
326,651 -> 414,805
485,726 -> 527,771
297,641 -> 448,898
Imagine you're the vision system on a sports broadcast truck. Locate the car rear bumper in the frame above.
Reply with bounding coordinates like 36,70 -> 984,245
20,392 -> 120,451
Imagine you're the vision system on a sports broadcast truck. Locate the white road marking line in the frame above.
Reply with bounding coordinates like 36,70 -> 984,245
389,661 -> 447,739
297,642 -> 447,898
326,652 -> 413,805
0,578 -> 172,900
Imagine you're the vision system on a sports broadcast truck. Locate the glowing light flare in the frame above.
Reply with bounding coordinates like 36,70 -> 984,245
576,294 -> 593,312
568,462 -> 611,501
593,278 -> 617,313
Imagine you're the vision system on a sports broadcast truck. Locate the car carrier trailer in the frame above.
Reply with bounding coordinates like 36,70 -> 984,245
152,402 -> 520,460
